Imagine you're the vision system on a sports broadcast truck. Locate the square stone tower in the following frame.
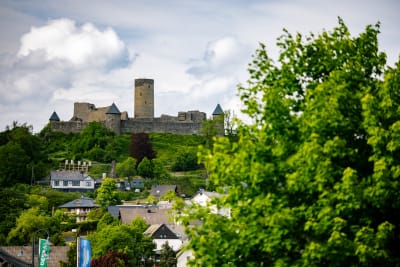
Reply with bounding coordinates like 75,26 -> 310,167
134,78 -> 154,118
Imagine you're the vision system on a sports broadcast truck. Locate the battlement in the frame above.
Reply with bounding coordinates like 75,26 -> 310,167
49,78 -> 223,135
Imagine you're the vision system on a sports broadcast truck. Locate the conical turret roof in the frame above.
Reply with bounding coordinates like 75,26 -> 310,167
106,103 -> 121,114
49,111 -> 60,121
212,104 -> 223,115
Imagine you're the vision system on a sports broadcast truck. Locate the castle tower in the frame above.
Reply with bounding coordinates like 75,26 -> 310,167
212,104 -> 225,136
134,78 -> 154,118
105,103 -> 121,135
49,111 -> 60,122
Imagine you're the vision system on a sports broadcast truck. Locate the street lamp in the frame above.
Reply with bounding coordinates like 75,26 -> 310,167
32,229 -> 50,267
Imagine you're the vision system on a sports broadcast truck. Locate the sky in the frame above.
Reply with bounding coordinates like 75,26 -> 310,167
0,0 -> 399,133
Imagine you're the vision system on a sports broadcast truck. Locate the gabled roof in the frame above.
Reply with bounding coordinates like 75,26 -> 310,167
50,170 -> 92,181
59,197 -> 99,209
212,104 -> 223,115
119,206 -> 171,225
144,224 -> 179,239
150,185 -> 177,197
108,205 -> 151,218
49,111 -> 60,121
106,102 -> 121,114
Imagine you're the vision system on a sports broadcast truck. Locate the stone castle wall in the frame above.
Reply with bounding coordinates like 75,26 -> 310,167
50,110 -> 208,135
49,78 -> 222,135
121,118 -> 203,135
51,120 -> 89,134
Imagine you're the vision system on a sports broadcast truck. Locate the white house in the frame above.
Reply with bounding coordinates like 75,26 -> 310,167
191,189 -> 231,218
50,170 -> 95,192
144,224 -> 183,252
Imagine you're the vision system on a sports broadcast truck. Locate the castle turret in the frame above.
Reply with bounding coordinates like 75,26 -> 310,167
49,111 -> 60,122
105,103 -> 121,134
212,104 -> 224,136
134,78 -> 154,119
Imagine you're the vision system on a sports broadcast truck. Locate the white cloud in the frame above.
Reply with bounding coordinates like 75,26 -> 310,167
187,36 -> 251,78
0,18 -> 134,131
18,18 -> 127,68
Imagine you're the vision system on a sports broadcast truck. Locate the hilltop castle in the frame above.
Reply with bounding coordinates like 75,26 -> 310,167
49,78 -> 224,135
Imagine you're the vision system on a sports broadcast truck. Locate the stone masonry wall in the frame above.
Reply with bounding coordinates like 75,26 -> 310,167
121,119 -> 203,135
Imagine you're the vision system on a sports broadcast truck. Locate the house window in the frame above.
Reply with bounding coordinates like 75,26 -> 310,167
72,181 -> 80,186
86,181 -> 91,186
54,180 -> 59,186
63,181 -> 68,186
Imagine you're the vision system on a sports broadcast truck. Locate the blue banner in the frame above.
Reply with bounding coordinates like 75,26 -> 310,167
78,237 -> 92,267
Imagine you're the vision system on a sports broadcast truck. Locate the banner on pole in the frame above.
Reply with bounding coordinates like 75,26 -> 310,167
38,238 -> 50,267
78,237 -> 92,267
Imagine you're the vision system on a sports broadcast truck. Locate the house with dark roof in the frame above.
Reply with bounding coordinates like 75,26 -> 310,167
144,224 -> 183,252
50,170 -> 95,192
59,196 -> 99,222
150,185 -> 177,199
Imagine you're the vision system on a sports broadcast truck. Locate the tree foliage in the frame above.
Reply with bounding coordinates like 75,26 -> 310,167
130,133 -> 156,164
88,220 -> 155,266
91,250 -> 130,267
171,149 -> 199,172
0,123 -> 46,185
116,157 -> 137,178
95,178 -> 121,210
137,157 -> 153,178
185,19 -> 400,266
159,242 -> 177,267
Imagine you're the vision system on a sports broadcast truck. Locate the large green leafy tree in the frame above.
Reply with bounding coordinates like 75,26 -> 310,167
185,19 -> 400,266
0,124 -> 47,185
137,157 -> 153,178
95,178 -> 121,210
116,157 -> 137,178
88,216 -> 155,266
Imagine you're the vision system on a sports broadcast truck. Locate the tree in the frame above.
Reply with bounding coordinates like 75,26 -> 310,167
95,178 -> 121,210
116,157 -> 137,178
130,132 -> 156,164
152,158 -> 170,181
0,141 -> 30,185
171,150 -> 199,171
0,186 -> 27,244
88,223 -> 155,266
185,19 -> 400,266
161,189 -> 177,202
159,242 -> 177,267
137,157 -> 153,178
73,121 -> 115,154
224,109 -> 238,142
7,207 -> 51,245
200,119 -> 219,148
91,250 -> 130,267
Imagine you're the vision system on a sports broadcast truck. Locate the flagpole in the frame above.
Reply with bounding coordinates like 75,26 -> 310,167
76,236 -> 79,267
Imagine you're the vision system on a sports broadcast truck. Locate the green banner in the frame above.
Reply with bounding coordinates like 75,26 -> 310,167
38,238 -> 50,267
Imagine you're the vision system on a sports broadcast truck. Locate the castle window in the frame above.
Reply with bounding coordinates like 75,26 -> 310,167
148,85 -> 150,88
140,92 -> 142,96
145,101 -> 147,104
